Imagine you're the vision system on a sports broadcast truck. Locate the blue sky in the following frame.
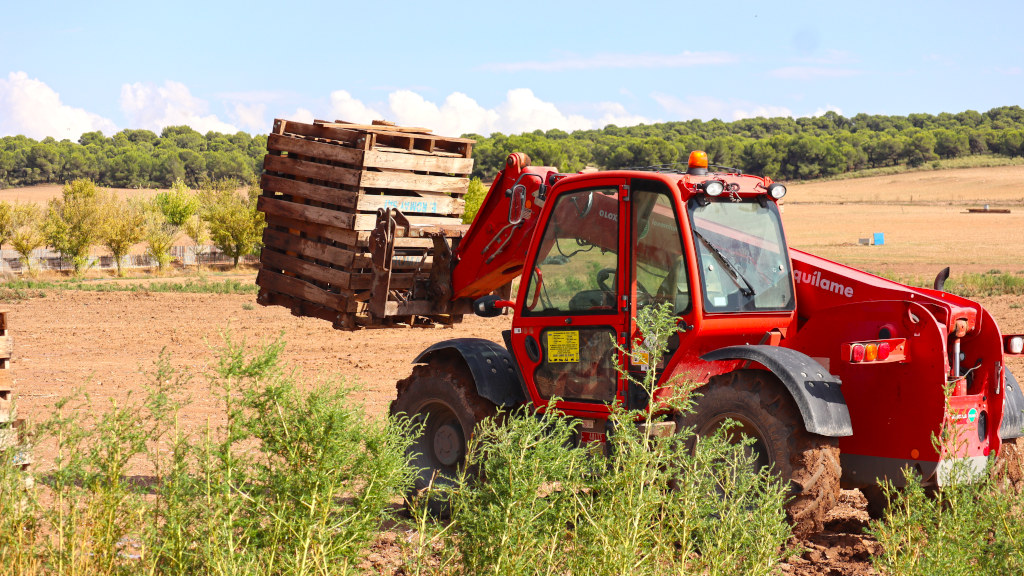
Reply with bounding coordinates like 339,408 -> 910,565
2,0 -> 1022,140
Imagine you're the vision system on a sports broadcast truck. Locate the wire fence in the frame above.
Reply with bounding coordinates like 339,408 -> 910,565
0,245 -> 258,274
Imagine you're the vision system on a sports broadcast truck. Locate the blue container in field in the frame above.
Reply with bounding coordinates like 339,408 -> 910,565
873,232 -> 885,246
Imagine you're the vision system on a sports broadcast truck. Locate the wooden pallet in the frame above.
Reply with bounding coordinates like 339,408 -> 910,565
0,310 -> 29,468
256,119 -> 475,329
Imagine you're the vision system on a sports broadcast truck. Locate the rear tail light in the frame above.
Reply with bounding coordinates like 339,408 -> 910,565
850,344 -> 865,363
865,343 -> 878,362
877,341 -> 891,360
845,338 -> 907,363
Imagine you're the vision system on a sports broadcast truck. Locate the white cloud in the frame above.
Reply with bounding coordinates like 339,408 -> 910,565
323,88 -> 645,136
653,93 -> 793,121
0,71 -> 117,140
385,90 -> 499,135
286,108 -> 315,124
495,89 -> 592,133
811,105 -> 844,117
328,90 -> 382,124
120,80 -> 237,134
483,51 -> 737,72
231,102 -> 267,132
593,102 -> 651,128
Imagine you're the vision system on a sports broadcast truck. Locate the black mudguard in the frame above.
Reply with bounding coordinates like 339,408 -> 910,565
1000,367 -> 1024,440
414,338 -> 527,408
701,345 -> 853,437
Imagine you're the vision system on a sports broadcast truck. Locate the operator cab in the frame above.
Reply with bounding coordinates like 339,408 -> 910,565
507,151 -> 796,416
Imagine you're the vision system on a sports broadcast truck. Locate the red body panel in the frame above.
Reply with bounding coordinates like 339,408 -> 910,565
452,154 -> 556,299
787,249 -> 1003,478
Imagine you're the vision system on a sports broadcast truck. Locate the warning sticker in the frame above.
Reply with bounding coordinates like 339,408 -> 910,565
633,350 -> 650,372
547,331 -> 580,363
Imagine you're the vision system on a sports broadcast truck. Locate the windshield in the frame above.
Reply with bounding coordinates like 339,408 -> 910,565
688,198 -> 794,312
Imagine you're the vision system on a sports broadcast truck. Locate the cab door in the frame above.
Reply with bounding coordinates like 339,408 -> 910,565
509,177 -> 630,418
625,178 -> 699,406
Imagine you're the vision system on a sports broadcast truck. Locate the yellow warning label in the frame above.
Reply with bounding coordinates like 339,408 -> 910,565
547,331 -> 580,363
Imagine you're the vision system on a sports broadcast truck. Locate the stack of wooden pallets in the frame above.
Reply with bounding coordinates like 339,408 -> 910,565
256,119 -> 475,329
0,310 -> 29,469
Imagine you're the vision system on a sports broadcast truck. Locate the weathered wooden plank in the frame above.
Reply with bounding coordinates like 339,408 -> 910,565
262,213 -> 361,246
273,119 -> 364,145
258,289 -> 350,321
362,149 -> 473,174
256,268 -> 349,311
350,213 -> 464,231
257,196 -> 355,230
263,229 -> 433,270
261,203 -> 467,247
371,144 -> 466,159
355,192 -> 463,215
267,133 -> 366,166
262,229 -> 357,268
263,155 -> 362,188
264,156 -> 468,195
318,121 -> 434,134
260,248 -> 351,288
308,121 -> 474,145
372,133 -> 472,157
0,334 -> 11,360
261,247 -> 429,291
260,174 -> 359,209
361,171 -> 469,194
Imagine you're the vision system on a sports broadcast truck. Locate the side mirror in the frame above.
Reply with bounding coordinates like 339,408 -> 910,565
473,295 -> 514,318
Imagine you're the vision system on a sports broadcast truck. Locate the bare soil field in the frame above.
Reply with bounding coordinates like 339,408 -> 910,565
4,165 -> 1024,575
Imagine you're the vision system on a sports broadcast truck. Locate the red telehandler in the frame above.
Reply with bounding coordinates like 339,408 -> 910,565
256,127 -> 1024,533
382,150 -> 1024,533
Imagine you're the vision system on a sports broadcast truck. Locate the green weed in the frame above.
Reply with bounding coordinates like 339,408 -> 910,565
869,382 -> 1024,575
0,335 -> 416,575
0,277 -> 258,295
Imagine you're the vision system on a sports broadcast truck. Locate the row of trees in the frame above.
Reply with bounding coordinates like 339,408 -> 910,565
0,127 -> 267,189
0,178 -> 266,275
3,106 -> 1023,190
467,106 -> 1024,180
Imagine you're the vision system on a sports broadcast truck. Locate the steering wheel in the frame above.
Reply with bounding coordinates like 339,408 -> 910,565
597,267 -> 615,293
636,281 -> 654,307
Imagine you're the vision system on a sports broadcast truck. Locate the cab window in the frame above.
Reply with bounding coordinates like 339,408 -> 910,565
632,180 -> 689,315
523,186 -> 620,315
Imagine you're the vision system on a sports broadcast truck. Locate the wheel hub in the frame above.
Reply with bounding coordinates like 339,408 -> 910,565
433,422 -> 463,466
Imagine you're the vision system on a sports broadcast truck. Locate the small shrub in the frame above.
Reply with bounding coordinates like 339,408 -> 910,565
870,383 -> 1024,575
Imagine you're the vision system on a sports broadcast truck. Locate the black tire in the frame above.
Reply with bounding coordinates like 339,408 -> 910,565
862,482 -> 940,520
676,369 -> 841,536
390,357 -> 496,516
860,484 -> 890,520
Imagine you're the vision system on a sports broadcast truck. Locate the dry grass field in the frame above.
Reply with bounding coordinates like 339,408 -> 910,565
0,183 -> 160,205
783,165 -> 1024,277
